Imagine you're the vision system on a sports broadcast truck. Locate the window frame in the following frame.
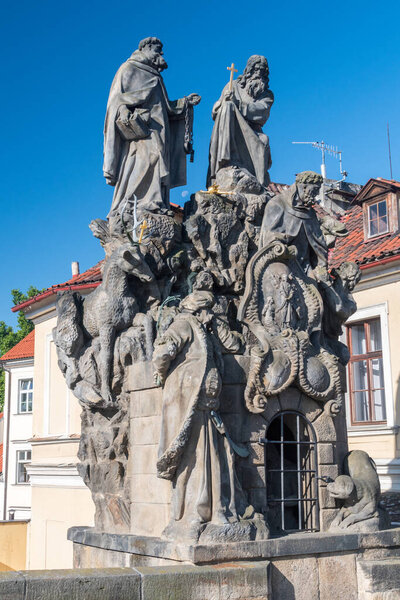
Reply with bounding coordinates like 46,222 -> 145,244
367,199 -> 389,238
15,449 -> 31,485
363,191 -> 399,242
18,378 -> 33,414
347,318 -> 387,426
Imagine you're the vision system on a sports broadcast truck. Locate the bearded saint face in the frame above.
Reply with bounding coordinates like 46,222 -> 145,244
296,183 -> 320,208
242,60 -> 269,99
143,41 -> 168,72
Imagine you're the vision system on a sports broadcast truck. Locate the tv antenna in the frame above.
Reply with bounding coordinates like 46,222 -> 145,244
292,140 -> 348,182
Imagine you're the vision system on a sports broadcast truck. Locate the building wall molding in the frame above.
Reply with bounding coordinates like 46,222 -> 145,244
26,463 -> 86,489
374,458 -> 400,491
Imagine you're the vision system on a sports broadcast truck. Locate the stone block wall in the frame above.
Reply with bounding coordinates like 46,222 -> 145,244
129,385 -> 171,538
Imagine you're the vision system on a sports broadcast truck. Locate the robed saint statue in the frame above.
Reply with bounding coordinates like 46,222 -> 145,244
103,37 -> 200,217
207,55 -> 274,188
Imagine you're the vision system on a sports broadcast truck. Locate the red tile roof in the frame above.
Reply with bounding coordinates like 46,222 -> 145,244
12,261 -> 103,313
268,182 -> 289,194
374,178 -> 400,190
0,330 -> 35,361
330,179 -> 400,269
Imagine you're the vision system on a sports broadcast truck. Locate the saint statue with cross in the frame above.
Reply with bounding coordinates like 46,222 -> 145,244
207,55 -> 274,188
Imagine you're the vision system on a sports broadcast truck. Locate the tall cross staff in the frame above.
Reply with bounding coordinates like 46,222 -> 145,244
227,63 -> 238,91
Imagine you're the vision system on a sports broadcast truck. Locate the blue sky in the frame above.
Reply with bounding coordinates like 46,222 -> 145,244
1,0 -> 399,327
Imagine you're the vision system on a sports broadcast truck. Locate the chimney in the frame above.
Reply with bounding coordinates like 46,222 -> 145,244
71,261 -> 80,278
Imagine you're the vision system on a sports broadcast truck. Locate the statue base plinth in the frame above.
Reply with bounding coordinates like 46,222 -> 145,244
69,525 -> 400,566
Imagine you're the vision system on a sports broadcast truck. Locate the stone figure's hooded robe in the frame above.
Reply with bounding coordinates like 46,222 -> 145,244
153,305 -> 248,538
103,50 -> 189,216
207,81 -> 274,188
259,186 -> 328,272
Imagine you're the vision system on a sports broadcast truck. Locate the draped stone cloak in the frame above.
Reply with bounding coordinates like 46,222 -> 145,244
103,51 -> 189,216
259,186 -> 328,272
153,313 -> 248,530
207,81 -> 274,188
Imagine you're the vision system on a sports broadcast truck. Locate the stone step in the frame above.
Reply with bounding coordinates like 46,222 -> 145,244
358,558 -> 400,598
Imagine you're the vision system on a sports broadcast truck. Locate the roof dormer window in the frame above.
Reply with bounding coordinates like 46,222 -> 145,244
367,199 -> 388,238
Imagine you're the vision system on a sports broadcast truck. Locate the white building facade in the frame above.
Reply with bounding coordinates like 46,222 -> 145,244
0,331 -> 34,521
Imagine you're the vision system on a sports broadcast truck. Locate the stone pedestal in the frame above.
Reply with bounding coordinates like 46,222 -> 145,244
125,354 -> 348,539
68,526 -> 400,599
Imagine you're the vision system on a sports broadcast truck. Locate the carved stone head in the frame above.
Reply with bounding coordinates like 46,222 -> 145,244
327,474 -> 355,501
138,36 -> 167,72
335,261 -> 361,292
294,171 -> 323,208
238,55 -> 270,98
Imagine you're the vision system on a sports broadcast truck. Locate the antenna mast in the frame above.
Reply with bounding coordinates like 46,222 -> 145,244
387,123 -> 393,180
292,140 -> 348,181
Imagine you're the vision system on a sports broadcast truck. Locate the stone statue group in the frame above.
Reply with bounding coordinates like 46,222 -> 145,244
54,37 -> 387,542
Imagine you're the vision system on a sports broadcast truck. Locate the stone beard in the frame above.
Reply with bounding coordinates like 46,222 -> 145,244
207,55 -> 274,188
103,39 -> 199,218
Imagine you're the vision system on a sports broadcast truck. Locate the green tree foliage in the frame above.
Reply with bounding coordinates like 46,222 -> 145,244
0,287 -> 43,410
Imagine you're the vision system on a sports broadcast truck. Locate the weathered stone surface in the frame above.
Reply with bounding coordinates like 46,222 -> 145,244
270,556 -> 319,600
318,553 -> 357,600
317,442 -> 334,465
219,384 -> 245,414
137,561 -> 270,600
73,543 -> 132,568
69,525 -> 400,564
357,558 -> 400,596
130,415 -> 161,446
24,568 -> 141,600
126,361 -> 159,393
241,465 -> 266,489
0,571 -> 25,600
319,508 -> 339,531
241,413 -> 268,442
278,388 -> 301,412
262,396 -> 281,425
130,389 -> 163,417
130,473 -> 171,504
298,394 -> 323,422
130,444 -> 158,474
248,488 -> 268,512
246,441 -> 265,465
131,502 -> 170,537
312,412 -> 337,442
319,463 -> 339,481
319,484 -> 338,509
222,355 -> 249,384
0,563 -> 269,600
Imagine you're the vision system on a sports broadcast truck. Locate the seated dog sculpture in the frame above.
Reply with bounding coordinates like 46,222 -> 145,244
328,450 -> 390,531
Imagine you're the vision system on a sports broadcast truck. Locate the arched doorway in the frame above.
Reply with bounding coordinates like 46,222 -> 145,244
261,411 -> 319,534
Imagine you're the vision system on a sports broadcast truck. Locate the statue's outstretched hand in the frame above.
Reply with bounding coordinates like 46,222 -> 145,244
187,93 -> 201,106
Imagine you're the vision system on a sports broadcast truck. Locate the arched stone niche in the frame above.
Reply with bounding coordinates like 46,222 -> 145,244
238,386 -> 347,533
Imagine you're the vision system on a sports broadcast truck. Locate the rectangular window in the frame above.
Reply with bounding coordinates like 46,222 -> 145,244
368,200 -> 388,237
16,450 -> 31,484
347,318 -> 387,424
18,379 -> 33,413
